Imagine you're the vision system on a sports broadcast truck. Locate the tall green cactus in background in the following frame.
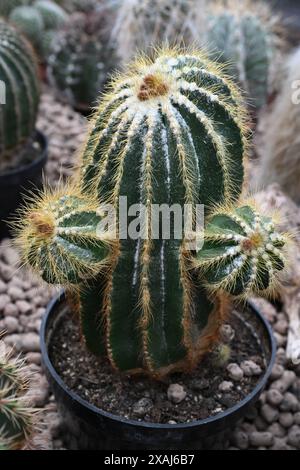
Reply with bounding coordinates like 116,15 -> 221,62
48,10 -> 117,111
0,337 -> 37,450
16,48 -> 290,378
110,0 -> 207,64
0,0 -> 27,17
204,0 -> 281,109
0,20 -> 40,168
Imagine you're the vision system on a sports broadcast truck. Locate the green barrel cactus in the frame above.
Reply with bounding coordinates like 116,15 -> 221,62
0,338 -> 37,450
0,20 -> 40,165
9,5 -> 45,49
0,0 -> 27,17
34,0 -> 68,30
17,48 -> 289,378
204,0 -> 279,109
48,11 -> 117,111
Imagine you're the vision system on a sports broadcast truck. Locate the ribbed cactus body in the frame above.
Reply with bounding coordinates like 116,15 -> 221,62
0,20 -> 40,157
34,0 -> 68,30
0,0 -> 26,17
48,12 -> 116,110
9,6 -> 45,48
205,2 -> 276,109
18,48 -> 289,378
0,339 -> 35,449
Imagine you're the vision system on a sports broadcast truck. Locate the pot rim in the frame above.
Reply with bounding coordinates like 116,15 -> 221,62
0,130 -> 48,179
41,291 -> 276,431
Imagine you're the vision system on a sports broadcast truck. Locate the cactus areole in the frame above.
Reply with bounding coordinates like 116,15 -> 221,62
18,49 -> 289,378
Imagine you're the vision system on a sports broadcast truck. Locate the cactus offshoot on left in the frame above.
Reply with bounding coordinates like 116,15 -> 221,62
16,48 -> 290,378
0,338 -> 37,450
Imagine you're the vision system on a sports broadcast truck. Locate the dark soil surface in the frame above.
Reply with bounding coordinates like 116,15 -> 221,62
50,307 -> 266,424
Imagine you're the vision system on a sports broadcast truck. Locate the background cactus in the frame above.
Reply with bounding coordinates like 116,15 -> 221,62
0,337 -> 37,450
110,0 -> 207,64
255,46 -> 300,204
8,1 -> 68,60
203,0 -> 282,110
48,10 -> 117,111
0,20 -> 40,171
0,0 -> 28,17
17,48 -> 289,378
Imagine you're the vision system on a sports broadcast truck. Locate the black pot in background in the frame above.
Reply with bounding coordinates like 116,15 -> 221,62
41,292 -> 276,450
0,130 -> 48,239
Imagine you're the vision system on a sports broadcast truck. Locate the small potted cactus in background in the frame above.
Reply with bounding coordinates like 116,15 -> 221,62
0,19 -> 47,238
15,47 -> 289,450
47,8 -> 117,112
0,335 -> 38,450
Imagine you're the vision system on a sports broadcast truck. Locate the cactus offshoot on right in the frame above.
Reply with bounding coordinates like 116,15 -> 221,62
16,48 -> 290,378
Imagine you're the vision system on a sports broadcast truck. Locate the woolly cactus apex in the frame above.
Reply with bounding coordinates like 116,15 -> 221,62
0,20 -> 40,161
204,0 -> 281,109
34,0 -> 68,30
196,202 -> 290,298
48,11 -> 117,110
15,185 -> 113,285
0,337 -> 37,450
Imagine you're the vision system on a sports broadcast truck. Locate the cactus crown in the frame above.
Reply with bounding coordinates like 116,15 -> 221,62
0,337 -> 37,450
205,0 -> 280,109
17,48 -> 289,378
0,20 -> 40,167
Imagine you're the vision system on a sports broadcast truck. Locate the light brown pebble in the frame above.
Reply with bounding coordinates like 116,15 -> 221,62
0,262 -> 13,281
270,364 -> 284,381
254,416 -> 268,432
0,280 -> 6,293
3,316 -> 19,333
7,286 -> 25,301
268,422 -> 286,438
261,404 -> 279,424
0,294 -> 10,311
280,392 -> 299,412
287,426 -> 300,449
271,370 -> 296,393
218,381 -> 233,392
249,432 -> 274,447
232,430 -> 249,450
26,352 -> 41,365
240,360 -> 262,377
167,384 -> 187,404
274,319 -> 288,335
20,333 -> 40,352
294,412 -> 300,425
16,300 -> 32,315
3,303 -> 18,317
227,363 -> 244,382
266,389 -> 283,407
271,438 -> 292,450
279,412 -> 294,428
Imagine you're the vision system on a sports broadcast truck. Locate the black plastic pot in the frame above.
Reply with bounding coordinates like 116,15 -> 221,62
0,130 -> 48,239
41,292 -> 276,450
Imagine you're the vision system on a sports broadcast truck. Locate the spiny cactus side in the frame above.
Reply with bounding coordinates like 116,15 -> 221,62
255,46 -> 300,204
204,0 -> 282,109
0,20 -> 40,170
110,0 -> 207,64
0,338 -> 37,450
16,48 -> 290,378
48,11 -> 117,111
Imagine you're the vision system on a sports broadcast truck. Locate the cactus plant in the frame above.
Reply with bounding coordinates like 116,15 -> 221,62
7,1 -> 68,60
110,0 -> 207,64
0,0 -> 28,17
0,19 -> 40,170
255,46 -> 300,203
48,11 -> 117,111
0,337 -> 37,450
16,48 -> 290,378
204,0 -> 282,109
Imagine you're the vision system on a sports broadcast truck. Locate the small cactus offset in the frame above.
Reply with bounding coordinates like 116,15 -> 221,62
34,0 -> 68,30
17,48 -> 289,378
0,337 -> 37,450
196,202 -> 289,298
9,5 -> 45,49
0,20 -> 40,168
48,10 -> 117,111
204,0 -> 281,109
